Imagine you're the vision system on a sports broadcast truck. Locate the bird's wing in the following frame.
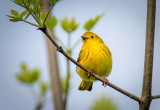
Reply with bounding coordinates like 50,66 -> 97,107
77,50 -> 83,63
102,44 -> 112,57
76,50 -> 83,73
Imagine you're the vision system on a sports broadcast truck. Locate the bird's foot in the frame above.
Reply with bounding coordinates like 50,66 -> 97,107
57,46 -> 62,51
87,69 -> 92,79
102,78 -> 109,87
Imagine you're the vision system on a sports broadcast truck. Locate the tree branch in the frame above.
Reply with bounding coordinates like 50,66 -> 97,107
140,0 -> 156,110
39,26 -> 141,103
152,95 -> 160,99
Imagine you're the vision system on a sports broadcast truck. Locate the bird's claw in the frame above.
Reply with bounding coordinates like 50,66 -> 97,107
87,69 -> 92,79
102,78 -> 109,87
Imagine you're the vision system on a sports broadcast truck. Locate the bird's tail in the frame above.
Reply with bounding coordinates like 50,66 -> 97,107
78,80 -> 93,91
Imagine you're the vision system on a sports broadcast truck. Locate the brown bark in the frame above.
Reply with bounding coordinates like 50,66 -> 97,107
139,0 -> 156,110
41,1 -> 64,110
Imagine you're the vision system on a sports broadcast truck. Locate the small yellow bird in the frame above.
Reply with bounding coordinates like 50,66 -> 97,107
77,32 -> 112,91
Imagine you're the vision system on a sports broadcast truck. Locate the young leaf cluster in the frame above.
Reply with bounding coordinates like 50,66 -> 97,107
91,96 -> 117,110
60,15 -> 104,51
61,18 -> 79,34
16,63 -> 39,84
16,63 -> 49,109
7,9 -> 29,22
48,0 -> 58,5
7,0 -> 58,27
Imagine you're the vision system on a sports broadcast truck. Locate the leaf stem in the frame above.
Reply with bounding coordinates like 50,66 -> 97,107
22,0 -> 41,26
23,19 -> 39,27
68,33 -> 71,50
29,85 -> 39,102
43,5 -> 54,25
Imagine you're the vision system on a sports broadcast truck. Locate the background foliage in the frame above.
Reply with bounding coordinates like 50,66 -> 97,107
1,0 -> 160,110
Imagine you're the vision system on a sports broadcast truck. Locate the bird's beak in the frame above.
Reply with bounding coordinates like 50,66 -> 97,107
81,36 -> 89,40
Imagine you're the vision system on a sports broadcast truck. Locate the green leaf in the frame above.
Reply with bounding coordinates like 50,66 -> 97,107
61,17 -> 79,34
19,10 -> 28,18
12,0 -> 25,8
61,18 -> 69,33
84,19 -> 93,31
14,0 -> 23,3
46,16 -> 57,29
29,0 -> 42,20
24,12 -> 30,20
70,18 -> 79,32
16,64 -> 40,84
40,82 -> 49,97
9,17 -> 23,22
6,15 -> 15,19
91,96 -> 117,110
48,0 -> 58,5
16,74 -> 26,83
14,0 -> 31,4
27,70 -> 40,83
84,14 -> 104,31
41,12 -> 46,21
21,63 -> 27,72
11,9 -> 19,16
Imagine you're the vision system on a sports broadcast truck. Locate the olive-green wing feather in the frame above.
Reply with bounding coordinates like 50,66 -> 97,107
101,44 -> 112,57
76,50 -> 83,72
77,50 -> 83,63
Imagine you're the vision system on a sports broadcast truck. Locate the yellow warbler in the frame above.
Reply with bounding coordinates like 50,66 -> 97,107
77,32 -> 112,91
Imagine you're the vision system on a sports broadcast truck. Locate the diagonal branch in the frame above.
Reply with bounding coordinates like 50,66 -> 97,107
39,26 -> 141,103
152,95 -> 160,99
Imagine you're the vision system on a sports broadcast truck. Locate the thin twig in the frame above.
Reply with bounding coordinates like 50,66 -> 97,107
29,85 -> 39,102
152,95 -> 160,99
22,0 -> 41,26
23,19 -> 39,27
43,5 -> 54,25
39,26 -> 141,103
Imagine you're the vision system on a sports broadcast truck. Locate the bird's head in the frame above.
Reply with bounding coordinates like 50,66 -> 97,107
81,32 -> 103,43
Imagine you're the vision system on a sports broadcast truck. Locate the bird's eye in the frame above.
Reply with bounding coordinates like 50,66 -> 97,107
91,36 -> 94,38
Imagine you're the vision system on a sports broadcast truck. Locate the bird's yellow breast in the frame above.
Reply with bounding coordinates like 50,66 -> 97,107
77,41 -> 112,81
